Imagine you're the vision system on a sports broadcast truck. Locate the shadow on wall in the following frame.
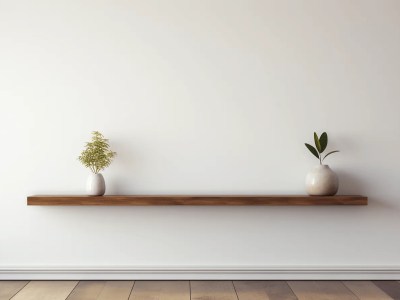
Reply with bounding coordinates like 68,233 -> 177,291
103,138 -> 137,194
336,169 -> 398,210
336,170 -> 367,195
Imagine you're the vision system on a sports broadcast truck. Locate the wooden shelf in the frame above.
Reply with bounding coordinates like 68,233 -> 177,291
27,195 -> 368,206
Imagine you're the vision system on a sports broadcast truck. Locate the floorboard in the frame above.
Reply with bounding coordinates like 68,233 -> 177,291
343,281 -> 392,300
287,280 -> 358,300
4,280 -> 400,299
11,281 -> 78,300
97,281 -> 135,300
190,281 -> 238,300
129,281 -> 190,300
67,281 -> 133,300
373,281 -> 400,299
233,281 -> 297,300
0,281 -> 29,300
67,281 -> 105,300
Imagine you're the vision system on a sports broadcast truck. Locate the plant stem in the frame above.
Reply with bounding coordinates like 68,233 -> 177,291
90,165 -> 97,174
319,154 -> 322,165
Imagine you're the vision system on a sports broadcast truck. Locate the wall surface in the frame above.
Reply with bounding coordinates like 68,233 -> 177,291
1,0 -> 400,279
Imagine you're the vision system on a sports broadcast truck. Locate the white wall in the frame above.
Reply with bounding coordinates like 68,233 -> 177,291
1,0 -> 400,279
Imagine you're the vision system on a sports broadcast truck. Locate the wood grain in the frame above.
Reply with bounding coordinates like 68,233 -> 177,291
372,281 -> 400,299
7,280 -> 400,299
98,281 -> 134,300
129,281 -> 189,300
0,281 -> 29,300
287,281 -> 358,300
12,281 -> 78,300
27,195 -> 368,206
343,281 -> 392,300
190,281 -> 238,300
233,281 -> 297,300
67,281 -> 105,300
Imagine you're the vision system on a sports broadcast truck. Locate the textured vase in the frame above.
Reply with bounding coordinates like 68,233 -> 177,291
306,165 -> 338,196
86,173 -> 106,196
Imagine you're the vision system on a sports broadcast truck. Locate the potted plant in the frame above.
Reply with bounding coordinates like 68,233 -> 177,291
78,131 -> 117,196
305,132 -> 339,196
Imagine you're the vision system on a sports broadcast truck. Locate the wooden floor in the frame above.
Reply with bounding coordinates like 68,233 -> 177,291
1,281 -> 400,300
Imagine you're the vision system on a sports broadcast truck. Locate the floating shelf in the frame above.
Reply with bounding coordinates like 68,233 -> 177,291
27,195 -> 368,206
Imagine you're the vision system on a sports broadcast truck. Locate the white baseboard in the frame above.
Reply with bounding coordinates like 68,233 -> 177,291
1,266 -> 400,280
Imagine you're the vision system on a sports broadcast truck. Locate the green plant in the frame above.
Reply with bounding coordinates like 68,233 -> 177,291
78,131 -> 117,174
305,132 -> 339,164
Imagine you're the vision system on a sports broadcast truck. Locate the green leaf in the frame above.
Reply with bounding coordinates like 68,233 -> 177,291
323,150 -> 339,161
319,132 -> 328,153
314,132 -> 322,153
305,143 -> 320,159
78,131 -> 117,173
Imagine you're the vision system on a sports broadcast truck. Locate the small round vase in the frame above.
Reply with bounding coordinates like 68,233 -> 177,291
86,173 -> 106,196
306,165 -> 338,196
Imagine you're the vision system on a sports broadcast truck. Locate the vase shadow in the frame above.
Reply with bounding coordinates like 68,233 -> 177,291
336,170 -> 367,195
335,169 -> 397,209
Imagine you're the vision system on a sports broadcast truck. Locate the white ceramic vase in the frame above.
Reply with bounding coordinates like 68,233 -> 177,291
306,165 -> 338,196
86,173 -> 106,196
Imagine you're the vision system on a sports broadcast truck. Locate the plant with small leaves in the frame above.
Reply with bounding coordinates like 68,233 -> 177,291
305,132 -> 339,165
78,131 -> 117,174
